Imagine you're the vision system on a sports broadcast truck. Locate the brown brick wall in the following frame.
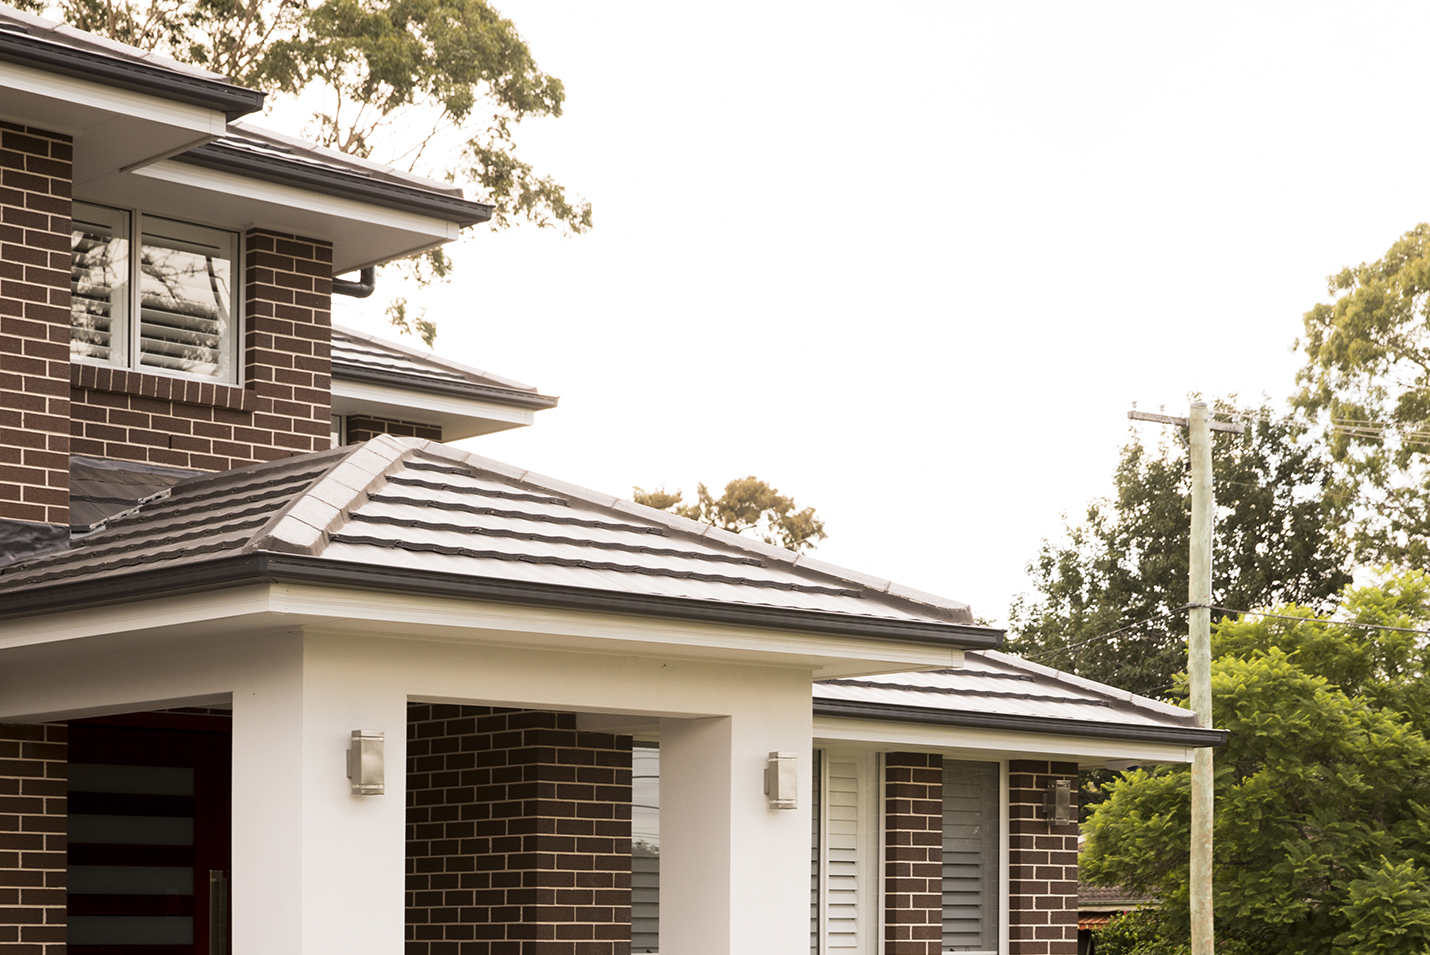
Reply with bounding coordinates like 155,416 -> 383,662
0,124 -> 72,526
0,723 -> 66,954
67,229 -> 333,472
347,414 -> 442,444
884,753 -> 943,955
406,704 -> 633,955
1008,760 -> 1079,955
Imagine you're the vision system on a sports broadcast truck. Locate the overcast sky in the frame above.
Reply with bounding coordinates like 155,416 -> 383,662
331,2 -> 1430,626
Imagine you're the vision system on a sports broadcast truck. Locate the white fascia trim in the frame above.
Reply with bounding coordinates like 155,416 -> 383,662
131,158 -> 461,239
0,580 -> 967,673
813,715 -> 1196,767
331,378 -> 535,427
0,59 -> 225,135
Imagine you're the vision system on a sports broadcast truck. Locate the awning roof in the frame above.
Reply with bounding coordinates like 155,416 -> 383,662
815,649 -> 1224,747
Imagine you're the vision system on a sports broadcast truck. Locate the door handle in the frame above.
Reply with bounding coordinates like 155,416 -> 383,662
209,870 -> 228,955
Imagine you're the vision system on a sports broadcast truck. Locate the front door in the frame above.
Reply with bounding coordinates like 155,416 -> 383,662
66,713 -> 231,954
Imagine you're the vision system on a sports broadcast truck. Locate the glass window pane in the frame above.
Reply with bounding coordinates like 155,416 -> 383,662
69,763 -> 195,795
139,216 -> 236,381
68,916 -> 194,945
71,202 -> 130,366
942,760 -> 999,954
69,813 -> 195,845
69,865 -> 194,895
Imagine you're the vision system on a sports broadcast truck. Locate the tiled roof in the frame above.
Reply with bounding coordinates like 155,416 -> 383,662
814,650 -> 1219,744
0,437 -> 984,642
222,124 -> 466,198
332,326 -> 557,409
0,4 -> 231,82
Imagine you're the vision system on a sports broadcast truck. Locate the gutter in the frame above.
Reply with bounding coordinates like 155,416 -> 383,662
174,141 -> 494,226
813,698 -> 1228,747
0,25 -> 264,119
332,364 -> 560,410
0,553 -> 1005,651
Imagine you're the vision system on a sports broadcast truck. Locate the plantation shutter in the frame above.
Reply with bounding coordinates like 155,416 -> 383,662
70,203 -> 130,366
631,745 -> 660,953
810,749 -> 821,955
138,217 -> 236,381
942,761 -> 1000,954
824,758 -> 862,950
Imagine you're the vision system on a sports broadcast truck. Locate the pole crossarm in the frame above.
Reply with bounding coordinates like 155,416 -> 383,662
1128,409 -> 1246,434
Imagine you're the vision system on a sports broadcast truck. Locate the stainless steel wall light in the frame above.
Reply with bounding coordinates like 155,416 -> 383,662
764,751 -> 797,809
1046,778 -> 1072,825
347,730 -> 385,795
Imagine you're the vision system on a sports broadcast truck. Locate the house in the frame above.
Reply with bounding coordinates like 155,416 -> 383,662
0,7 -> 1224,955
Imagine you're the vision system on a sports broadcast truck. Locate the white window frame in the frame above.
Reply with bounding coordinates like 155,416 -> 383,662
71,200 -> 243,385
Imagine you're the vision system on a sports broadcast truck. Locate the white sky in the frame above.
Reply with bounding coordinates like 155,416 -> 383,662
331,2 -> 1430,626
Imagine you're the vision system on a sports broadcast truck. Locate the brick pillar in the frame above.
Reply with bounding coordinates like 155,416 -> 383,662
0,124 -> 72,534
406,704 -> 634,955
1008,760 -> 1079,955
244,230 -> 333,458
884,753 -> 943,955
0,723 -> 66,954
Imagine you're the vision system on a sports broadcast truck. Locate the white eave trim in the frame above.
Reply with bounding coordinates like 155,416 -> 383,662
131,158 -> 461,240
0,581 -> 968,678
331,378 -> 536,429
0,58 -> 226,135
814,714 -> 1197,767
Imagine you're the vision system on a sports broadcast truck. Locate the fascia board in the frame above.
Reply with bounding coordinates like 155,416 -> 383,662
813,715 -> 1200,767
331,378 -> 537,431
131,158 -> 460,241
0,58 -> 226,134
0,572 -> 972,677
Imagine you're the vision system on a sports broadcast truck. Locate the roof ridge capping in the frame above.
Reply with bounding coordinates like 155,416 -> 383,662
248,435 -> 420,556
421,441 -> 982,627
978,649 -> 1201,720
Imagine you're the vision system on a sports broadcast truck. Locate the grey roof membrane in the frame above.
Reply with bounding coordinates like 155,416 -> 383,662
332,326 -> 557,409
815,650 -> 1212,740
69,455 -> 200,531
0,437 -> 976,631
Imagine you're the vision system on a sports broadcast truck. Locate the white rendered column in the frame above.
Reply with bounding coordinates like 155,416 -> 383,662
659,671 -> 812,955
230,632 -> 306,955
230,631 -> 409,954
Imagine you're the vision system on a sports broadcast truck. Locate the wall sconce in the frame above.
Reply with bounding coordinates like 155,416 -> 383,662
347,730 -> 384,795
1045,778 -> 1072,826
764,751 -> 797,809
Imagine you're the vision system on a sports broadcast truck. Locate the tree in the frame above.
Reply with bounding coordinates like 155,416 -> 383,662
633,477 -> 827,554
1005,403 -> 1351,701
1296,223 -> 1430,565
16,0 -> 592,344
1082,573 -> 1430,955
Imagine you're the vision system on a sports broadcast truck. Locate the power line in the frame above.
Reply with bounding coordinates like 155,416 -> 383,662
1019,602 -> 1430,665
1023,604 -> 1191,663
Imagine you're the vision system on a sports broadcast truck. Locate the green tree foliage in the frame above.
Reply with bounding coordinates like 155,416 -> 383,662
633,477 -> 827,554
1006,405 -> 1351,700
1082,573 -> 1430,955
1296,224 -> 1430,565
15,0 -> 592,343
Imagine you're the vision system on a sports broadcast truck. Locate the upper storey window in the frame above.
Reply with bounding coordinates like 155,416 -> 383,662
71,202 -> 239,384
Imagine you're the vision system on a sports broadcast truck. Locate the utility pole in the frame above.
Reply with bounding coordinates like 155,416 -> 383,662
1128,401 -> 1239,955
